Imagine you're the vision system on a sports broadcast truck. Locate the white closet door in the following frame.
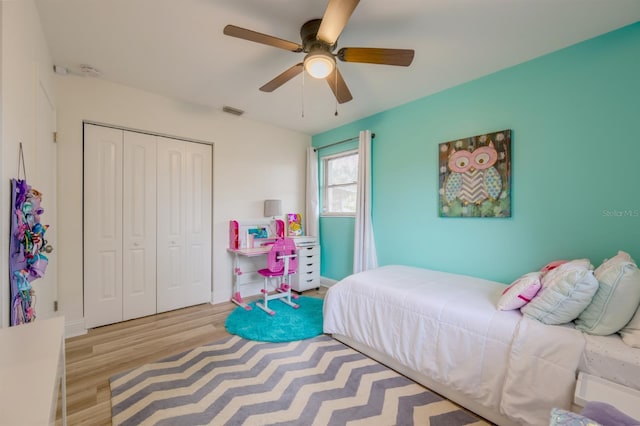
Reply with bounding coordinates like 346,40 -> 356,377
122,131 -> 157,320
184,142 -> 212,307
84,124 -> 123,328
156,138 -> 188,312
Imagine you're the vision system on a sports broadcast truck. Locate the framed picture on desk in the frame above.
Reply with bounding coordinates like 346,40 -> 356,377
287,213 -> 303,236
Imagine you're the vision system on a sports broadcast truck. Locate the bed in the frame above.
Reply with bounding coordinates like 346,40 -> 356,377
323,265 -> 615,426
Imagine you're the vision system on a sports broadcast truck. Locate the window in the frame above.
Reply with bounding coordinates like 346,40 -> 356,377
322,150 -> 358,215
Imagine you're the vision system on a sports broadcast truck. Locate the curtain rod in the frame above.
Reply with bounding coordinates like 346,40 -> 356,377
313,132 -> 376,152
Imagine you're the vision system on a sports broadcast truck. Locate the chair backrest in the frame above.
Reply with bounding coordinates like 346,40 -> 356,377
266,238 -> 298,274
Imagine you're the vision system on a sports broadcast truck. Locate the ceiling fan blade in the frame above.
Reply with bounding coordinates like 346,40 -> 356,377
223,25 -> 303,52
326,67 -> 353,104
317,0 -> 360,45
259,63 -> 304,92
337,47 -> 415,66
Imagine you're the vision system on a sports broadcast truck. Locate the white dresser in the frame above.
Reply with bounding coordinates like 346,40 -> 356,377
292,243 -> 321,292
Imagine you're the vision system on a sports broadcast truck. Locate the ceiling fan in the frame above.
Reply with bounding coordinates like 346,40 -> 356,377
223,0 -> 414,104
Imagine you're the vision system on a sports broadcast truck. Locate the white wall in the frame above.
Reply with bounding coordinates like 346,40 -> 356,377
1,0 -> 55,328
55,76 -> 310,336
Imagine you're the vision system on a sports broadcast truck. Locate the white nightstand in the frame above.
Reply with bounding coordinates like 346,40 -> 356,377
292,243 -> 321,292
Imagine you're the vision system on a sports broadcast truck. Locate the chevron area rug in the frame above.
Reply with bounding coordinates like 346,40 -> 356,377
110,335 -> 488,426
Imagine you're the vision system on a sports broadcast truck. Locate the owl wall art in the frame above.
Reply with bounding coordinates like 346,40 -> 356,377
438,129 -> 511,217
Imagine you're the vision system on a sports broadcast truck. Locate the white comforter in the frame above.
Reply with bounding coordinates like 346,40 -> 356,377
323,265 -> 586,426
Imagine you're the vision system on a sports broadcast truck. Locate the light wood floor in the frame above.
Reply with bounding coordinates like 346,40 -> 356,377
57,288 -> 326,426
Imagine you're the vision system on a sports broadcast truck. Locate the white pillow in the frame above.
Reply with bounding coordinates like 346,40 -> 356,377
595,251 -> 634,277
576,251 -> 640,335
521,264 -> 598,325
620,306 -> 640,348
497,272 -> 542,311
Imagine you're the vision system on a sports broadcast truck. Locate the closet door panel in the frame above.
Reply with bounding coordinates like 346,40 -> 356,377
156,137 -> 187,312
122,131 -> 157,320
185,142 -> 212,306
84,124 -> 123,328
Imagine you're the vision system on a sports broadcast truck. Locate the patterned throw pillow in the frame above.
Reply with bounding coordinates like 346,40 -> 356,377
496,272 -> 542,310
541,259 -> 568,275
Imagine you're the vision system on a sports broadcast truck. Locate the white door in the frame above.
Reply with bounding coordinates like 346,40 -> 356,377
157,138 -> 212,312
122,131 -> 157,320
156,137 -> 187,312
84,124 -> 123,328
32,80 -> 57,320
185,142 -> 212,307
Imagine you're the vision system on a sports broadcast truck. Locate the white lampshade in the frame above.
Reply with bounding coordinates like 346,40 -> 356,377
264,199 -> 282,217
304,50 -> 335,79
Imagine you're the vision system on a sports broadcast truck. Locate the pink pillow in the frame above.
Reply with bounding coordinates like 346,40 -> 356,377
497,272 -> 542,310
540,259 -> 568,275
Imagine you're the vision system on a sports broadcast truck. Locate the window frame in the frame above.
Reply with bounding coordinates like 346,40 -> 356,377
321,148 -> 359,217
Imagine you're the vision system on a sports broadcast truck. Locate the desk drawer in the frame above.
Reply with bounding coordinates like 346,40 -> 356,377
297,245 -> 319,256
292,270 -> 320,292
298,268 -> 320,280
298,258 -> 320,273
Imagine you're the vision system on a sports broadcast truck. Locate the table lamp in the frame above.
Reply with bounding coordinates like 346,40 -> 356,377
264,199 -> 282,218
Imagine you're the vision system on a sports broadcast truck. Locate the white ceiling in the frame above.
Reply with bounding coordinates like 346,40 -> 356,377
35,0 -> 640,135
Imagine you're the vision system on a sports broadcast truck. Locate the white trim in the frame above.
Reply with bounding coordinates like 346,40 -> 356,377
320,276 -> 338,287
83,120 -> 214,147
321,149 -> 359,216
64,319 -> 88,338
320,212 -> 356,218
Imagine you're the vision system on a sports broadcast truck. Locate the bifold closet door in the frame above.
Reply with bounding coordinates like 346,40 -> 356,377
122,131 -> 157,321
156,138 -> 212,312
84,125 -> 158,328
184,142 -> 212,307
84,125 -> 124,328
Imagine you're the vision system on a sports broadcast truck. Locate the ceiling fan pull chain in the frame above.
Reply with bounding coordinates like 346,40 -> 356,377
301,70 -> 305,118
334,69 -> 339,116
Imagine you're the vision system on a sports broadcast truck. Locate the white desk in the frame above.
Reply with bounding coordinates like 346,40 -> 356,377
0,316 -> 66,426
228,246 -> 272,310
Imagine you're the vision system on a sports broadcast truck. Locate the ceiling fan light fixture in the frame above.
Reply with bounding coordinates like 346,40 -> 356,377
304,50 -> 335,79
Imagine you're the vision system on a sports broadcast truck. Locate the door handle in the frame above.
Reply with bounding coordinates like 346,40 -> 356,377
43,244 -> 54,254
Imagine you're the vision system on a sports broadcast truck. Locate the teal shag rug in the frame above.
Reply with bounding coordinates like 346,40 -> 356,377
225,296 -> 324,342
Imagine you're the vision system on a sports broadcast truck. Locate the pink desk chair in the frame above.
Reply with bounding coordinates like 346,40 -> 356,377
256,238 -> 299,315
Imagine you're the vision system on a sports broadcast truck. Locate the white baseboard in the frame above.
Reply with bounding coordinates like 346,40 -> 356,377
65,319 -> 87,338
320,276 -> 338,287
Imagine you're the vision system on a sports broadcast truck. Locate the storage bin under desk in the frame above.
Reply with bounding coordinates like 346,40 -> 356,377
292,244 -> 321,292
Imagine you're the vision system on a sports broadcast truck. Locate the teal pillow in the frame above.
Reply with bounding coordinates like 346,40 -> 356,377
576,252 -> 640,335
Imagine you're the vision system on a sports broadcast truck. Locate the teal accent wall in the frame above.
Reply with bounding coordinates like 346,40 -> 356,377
313,23 -> 640,283
319,216 -> 355,279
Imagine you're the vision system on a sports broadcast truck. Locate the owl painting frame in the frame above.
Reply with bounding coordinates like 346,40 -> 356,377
438,129 -> 511,218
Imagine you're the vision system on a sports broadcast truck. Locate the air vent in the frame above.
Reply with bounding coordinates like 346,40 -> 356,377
222,105 -> 245,116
